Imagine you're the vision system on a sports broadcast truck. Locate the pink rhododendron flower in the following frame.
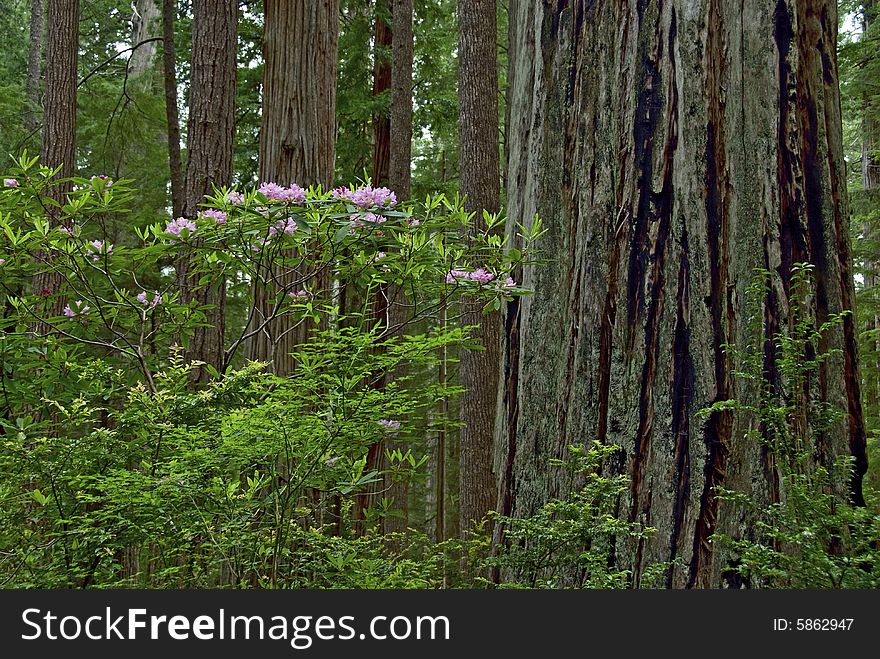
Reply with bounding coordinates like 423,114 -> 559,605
379,419 -> 401,431
137,291 -> 161,308
268,217 -> 297,237
87,239 -> 113,261
445,269 -> 470,284
166,217 -> 196,237
288,289 -> 309,302
333,185 -> 397,210
201,209 -> 227,224
225,190 -> 244,204
468,268 -> 494,285
63,300 -> 90,318
259,182 -> 306,204
4,178 -> 18,188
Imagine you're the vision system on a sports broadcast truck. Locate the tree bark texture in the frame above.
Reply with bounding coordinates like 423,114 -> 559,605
390,0 -> 413,200
177,0 -> 236,376
458,0 -> 502,538
250,0 -> 340,375
33,0 -> 79,318
162,0 -> 184,219
372,0 -> 392,186
259,0 -> 339,188
499,0 -> 867,588
129,0 -> 161,81
25,0 -> 44,134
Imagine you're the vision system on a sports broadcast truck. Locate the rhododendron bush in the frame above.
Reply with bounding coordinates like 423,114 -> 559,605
0,155 -> 542,588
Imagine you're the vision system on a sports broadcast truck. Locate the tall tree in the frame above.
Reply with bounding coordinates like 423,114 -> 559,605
250,0 -> 340,373
162,0 -> 183,219
33,0 -> 79,318
380,0 -> 415,537
24,0 -> 44,134
372,0 -> 392,185
457,0 -> 502,538
177,0 -> 237,376
129,0 -> 161,81
498,0 -> 867,587
389,0 -> 413,199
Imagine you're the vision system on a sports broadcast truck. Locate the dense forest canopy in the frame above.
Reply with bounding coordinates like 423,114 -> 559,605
0,0 -> 878,589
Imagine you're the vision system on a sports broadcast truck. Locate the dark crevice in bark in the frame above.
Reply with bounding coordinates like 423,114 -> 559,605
690,1 -> 732,588
492,297 -> 521,583
630,11 -> 678,575
774,0 -> 809,285
667,226 -> 692,586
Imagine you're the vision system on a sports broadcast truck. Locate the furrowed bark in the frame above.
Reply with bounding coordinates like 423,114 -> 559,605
177,0 -> 236,378
24,0 -> 44,134
499,0 -> 866,588
458,0 -> 502,541
33,0 -> 79,321
249,0 -> 339,375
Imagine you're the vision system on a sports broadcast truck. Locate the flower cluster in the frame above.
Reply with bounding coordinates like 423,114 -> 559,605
445,268 -> 517,290
225,190 -> 245,205
258,181 -> 306,204
87,239 -> 113,261
90,175 -> 112,186
166,217 -> 196,238
63,300 -> 90,318
136,291 -> 162,308
200,209 -> 227,224
4,178 -> 18,188
351,212 -> 387,229
379,419 -> 401,432
268,217 -> 297,237
288,289 -> 309,303
333,185 -> 397,210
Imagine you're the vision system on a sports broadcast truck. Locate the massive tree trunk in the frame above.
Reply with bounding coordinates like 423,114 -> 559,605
249,0 -> 340,375
177,0 -> 236,377
458,0 -> 502,538
498,0 -> 867,588
24,0 -> 44,134
33,0 -> 79,318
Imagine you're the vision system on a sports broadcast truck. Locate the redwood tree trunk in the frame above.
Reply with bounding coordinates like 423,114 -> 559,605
498,0 -> 867,588
372,0 -> 392,186
33,0 -> 79,318
389,0 -> 413,200
24,0 -> 44,134
177,0 -> 236,377
380,0 -> 415,536
129,0 -> 161,81
458,0 -> 502,538
249,0 -> 339,375
162,0 -> 184,219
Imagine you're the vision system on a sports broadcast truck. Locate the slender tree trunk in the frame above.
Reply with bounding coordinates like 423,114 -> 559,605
372,0 -> 392,186
177,0 -> 236,377
498,0 -> 867,588
129,0 -> 161,81
33,0 -> 79,319
389,0 -> 413,199
24,0 -> 44,134
249,0 -> 340,375
377,0 -> 416,536
458,0 -> 502,539
162,0 -> 184,219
